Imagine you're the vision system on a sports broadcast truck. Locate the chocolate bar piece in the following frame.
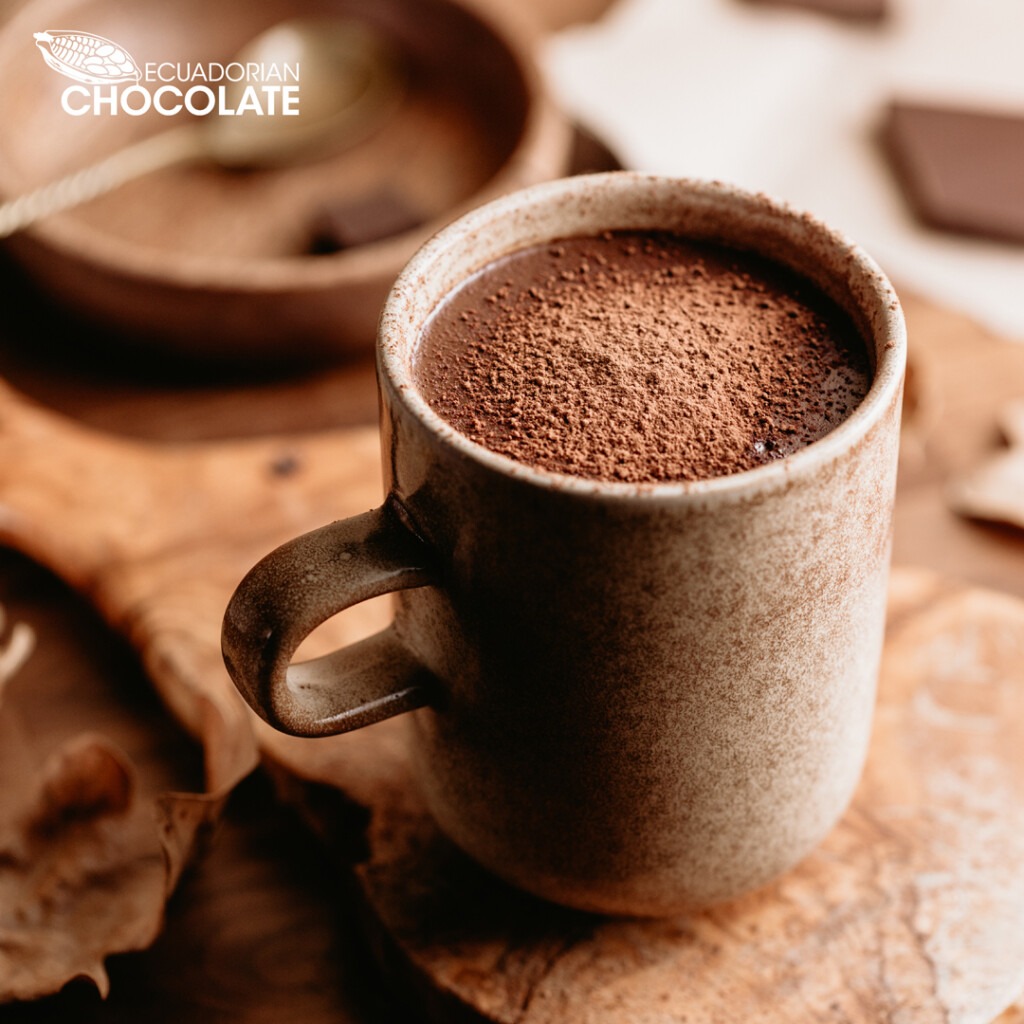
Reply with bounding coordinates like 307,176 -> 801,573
309,188 -> 425,254
568,123 -> 624,176
744,0 -> 886,22
883,101 -> 1024,245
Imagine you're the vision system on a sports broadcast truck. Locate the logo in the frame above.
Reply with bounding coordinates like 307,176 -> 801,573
33,29 -> 300,118
34,30 -> 140,85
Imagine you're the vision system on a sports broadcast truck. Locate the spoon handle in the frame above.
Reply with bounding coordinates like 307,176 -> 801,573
0,125 -> 208,239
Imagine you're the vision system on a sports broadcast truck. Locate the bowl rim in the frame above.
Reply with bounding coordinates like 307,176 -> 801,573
0,0 -> 571,292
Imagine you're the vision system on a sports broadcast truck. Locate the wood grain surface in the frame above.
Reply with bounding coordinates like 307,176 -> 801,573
0,197 -> 1023,1022
333,568 -> 1024,1023
0,248 -> 1022,1020
0,0 -> 1020,1001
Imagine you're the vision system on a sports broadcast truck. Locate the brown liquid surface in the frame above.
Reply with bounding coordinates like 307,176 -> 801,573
414,231 -> 872,483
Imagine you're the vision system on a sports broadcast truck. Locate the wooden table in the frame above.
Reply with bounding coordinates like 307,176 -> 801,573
0,241 -> 1023,1020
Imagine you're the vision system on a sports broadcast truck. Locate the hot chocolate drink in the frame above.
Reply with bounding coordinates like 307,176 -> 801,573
224,174 -> 906,917
414,230 -> 872,483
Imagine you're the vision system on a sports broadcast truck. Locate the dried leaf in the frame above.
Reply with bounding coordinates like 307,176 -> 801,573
0,735 -> 150,998
30,738 -> 134,834
0,599 -> 224,1004
0,728 -> 222,1001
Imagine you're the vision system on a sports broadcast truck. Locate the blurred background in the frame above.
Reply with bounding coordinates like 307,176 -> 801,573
547,0 -> 1024,339
1,0 -> 1022,362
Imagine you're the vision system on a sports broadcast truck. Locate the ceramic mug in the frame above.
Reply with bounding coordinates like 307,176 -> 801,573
222,173 -> 906,916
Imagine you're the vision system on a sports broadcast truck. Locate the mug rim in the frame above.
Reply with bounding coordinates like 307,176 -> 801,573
378,172 -> 906,501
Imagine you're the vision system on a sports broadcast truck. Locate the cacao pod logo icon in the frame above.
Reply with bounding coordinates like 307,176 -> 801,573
33,30 -> 141,85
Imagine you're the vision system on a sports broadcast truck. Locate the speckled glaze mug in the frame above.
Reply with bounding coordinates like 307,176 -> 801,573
222,173 -> 906,916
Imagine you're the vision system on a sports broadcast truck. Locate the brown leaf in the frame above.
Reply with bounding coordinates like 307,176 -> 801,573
0,728 -> 223,1002
30,737 -> 133,835
0,735 -> 154,999
0,600 -> 225,1004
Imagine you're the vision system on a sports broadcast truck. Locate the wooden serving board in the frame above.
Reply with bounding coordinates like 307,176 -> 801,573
329,568 -> 1024,1023
0,290 -> 1023,1021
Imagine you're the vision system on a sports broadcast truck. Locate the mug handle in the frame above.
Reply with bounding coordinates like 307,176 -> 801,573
221,498 -> 437,737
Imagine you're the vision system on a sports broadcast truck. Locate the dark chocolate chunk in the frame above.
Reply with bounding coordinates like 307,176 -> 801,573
309,188 -> 424,254
269,452 -> 302,478
743,0 -> 886,21
883,101 -> 1024,245
568,122 -> 625,176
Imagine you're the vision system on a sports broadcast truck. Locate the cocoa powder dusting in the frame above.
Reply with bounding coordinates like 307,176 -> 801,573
414,231 -> 872,483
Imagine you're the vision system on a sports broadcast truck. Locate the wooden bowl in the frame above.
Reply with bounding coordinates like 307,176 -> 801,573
0,0 -> 572,362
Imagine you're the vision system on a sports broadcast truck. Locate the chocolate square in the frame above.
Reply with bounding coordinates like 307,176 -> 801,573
309,189 -> 425,254
883,101 -> 1024,244
744,0 -> 886,22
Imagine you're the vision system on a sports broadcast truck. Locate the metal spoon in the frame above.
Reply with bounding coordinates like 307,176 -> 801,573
0,18 -> 402,238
